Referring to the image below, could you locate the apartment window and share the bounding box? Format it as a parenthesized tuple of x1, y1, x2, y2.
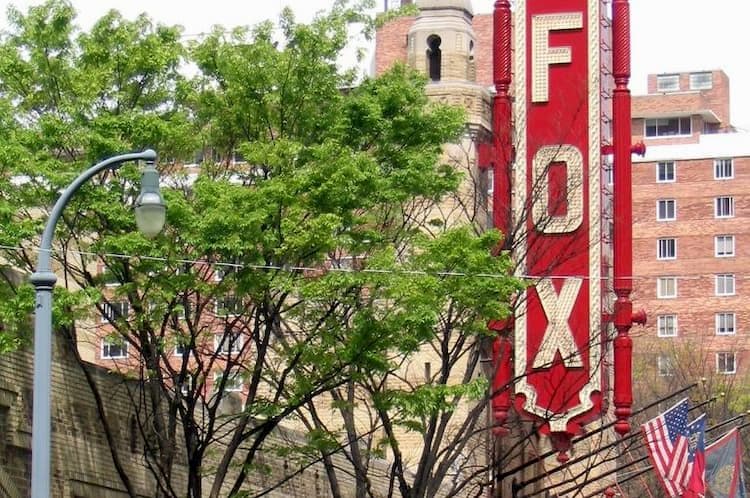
(101, 301, 129, 323)
(232, 150, 246, 164)
(715, 235, 735, 257)
(645, 117, 691, 138)
(657, 277, 677, 298)
(715, 196, 735, 218)
(715, 313, 736, 336)
(101, 266, 121, 287)
(716, 352, 737, 375)
(715, 274, 736, 296)
(656, 161, 675, 182)
(689, 72, 713, 90)
(175, 375, 193, 395)
(657, 199, 676, 221)
(657, 238, 676, 260)
(215, 295, 242, 317)
(213, 264, 238, 282)
(657, 355, 675, 377)
(175, 342, 188, 356)
(714, 158, 734, 179)
(215, 329, 243, 354)
(214, 370, 244, 392)
(102, 337, 128, 359)
(656, 74, 679, 92)
(657, 315, 677, 338)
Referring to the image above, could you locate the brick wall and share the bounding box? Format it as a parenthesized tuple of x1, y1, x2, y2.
(631, 152, 750, 380)
(1, 337, 483, 497)
(374, 16, 413, 76)
(0, 340, 160, 497)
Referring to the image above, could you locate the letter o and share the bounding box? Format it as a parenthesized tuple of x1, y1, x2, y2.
(532, 145, 584, 233)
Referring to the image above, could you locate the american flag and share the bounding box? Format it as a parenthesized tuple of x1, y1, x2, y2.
(642, 398, 697, 497)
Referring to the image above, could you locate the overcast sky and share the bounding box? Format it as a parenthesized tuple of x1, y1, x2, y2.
(1, 0, 748, 130)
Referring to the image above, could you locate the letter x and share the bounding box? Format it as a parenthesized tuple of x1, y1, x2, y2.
(532, 278, 583, 369)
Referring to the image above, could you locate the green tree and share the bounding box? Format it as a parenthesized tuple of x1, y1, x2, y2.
(0, 1, 520, 497)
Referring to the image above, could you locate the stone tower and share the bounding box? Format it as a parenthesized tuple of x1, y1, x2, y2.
(408, 0, 475, 82)
(407, 0, 493, 228)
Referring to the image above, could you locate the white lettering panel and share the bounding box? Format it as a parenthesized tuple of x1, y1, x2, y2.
(531, 13, 583, 103)
(532, 278, 584, 369)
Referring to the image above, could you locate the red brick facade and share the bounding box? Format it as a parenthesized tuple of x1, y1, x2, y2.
(631, 70, 750, 386)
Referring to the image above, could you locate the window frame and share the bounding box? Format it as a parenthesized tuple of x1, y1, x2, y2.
(657, 355, 675, 377)
(174, 342, 189, 357)
(714, 158, 734, 180)
(689, 72, 713, 90)
(656, 161, 676, 183)
(715, 274, 736, 296)
(715, 312, 736, 336)
(715, 196, 735, 218)
(101, 336, 128, 359)
(656, 277, 677, 299)
(101, 300, 130, 324)
(176, 375, 194, 396)
(656, 74, 680, 92)
(657, 238, 677, 260)
(213, 264, 238, 282)
(716, 352, 737, 375)
(715, 235, 735, 258)
(215, 295, 242, 317)
(214, 329, 243, 355)
(657, 314, 678, 338)
(656, 199, 676, 221)
(213, 370, 244, 392)
(645, 117, 692, 138)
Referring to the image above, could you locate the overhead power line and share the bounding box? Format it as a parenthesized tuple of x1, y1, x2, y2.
(3, 243, 750, 282)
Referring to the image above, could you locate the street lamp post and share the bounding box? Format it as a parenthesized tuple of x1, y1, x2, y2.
(29, 149, 166, 498)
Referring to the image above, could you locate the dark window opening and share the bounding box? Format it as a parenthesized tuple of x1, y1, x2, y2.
(427, 35, 442, 82)
(645, 117, 691, 137)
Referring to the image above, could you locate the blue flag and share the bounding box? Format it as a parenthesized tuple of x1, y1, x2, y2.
(705, 428, 747, 498)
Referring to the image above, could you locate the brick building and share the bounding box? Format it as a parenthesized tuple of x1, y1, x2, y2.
(630, 69, 750, 395)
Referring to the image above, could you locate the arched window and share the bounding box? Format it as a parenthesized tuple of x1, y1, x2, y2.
(469, 40, 475, 62)
(426, 35, 442, 82)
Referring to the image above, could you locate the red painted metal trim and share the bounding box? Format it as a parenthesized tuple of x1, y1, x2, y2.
(492, 0, 513, 242)
(489, 0, 515, 441)
(611, 0, 637, 436)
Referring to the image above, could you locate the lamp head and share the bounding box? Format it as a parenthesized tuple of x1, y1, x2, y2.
(135, 160, 166, 238)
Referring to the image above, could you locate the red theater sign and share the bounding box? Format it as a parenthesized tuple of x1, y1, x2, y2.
(513, 0, 610, 442)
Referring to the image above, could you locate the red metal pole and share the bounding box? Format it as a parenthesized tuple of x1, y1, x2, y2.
(489, 0, 514, 435)
(611, 0, 635, 436)
(491, 336, 512, 435)
(492, 0, 512, 239)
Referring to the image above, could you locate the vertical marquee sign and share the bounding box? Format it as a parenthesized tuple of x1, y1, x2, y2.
(512, 0, 611, 453)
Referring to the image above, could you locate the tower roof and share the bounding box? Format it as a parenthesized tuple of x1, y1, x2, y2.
(415, 0, 473, 16)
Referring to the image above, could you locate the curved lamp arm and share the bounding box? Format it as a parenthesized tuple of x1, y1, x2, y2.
(35, 149, 158, 273)
(30, 148, 158, 498)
